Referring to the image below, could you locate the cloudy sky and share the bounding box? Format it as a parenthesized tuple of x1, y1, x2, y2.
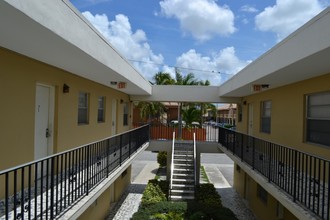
(70, 0, 329, 85)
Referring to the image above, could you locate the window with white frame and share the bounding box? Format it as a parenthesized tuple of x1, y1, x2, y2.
(78, 92, 89, 124)
(98, 96, 105, 123)
(123, 102, 129, 126)
(306, 92, 330, 146)
(261, 100, 271, 133)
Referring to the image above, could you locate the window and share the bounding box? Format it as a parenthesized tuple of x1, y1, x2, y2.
(306, 92, 330, 146)
(98, 96, 105, 123)
(261, 100, 271, 133)
(78, 92, 89, 124)
(123, 102, 129, 126)
(257, 184, 268, 204)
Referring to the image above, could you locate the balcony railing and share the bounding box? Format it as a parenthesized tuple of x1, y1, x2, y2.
(0, 125, 149, 220)
(219, 127, 330, 219)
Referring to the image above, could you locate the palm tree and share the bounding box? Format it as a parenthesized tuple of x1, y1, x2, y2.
(182, 107, 201, 128)
(175, 71, 199, 86)
(136, 72, 175, 124)
(137, 101, 165, 123)
(174, 70, 199, 138)
(153, 72, 175, 85)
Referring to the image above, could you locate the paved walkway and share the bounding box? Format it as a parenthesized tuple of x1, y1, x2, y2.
(106, 161, 255, 220)
(106, 161, 158, 220)
(203, 164, 256, 220)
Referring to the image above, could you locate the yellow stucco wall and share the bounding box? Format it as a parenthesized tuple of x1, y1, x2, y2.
(233, 73, 330, 219)
(0, 47, 132, 170)
(236, 73, 330, 159)
(78, 166, 131, 220)
(234, 164, 297, 220)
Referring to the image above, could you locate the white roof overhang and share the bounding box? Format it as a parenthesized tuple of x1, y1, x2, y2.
(219, 7, 330, 98)
(0, 0, 151, 95)
(131, 85, 241, 103)
(1, 1, 329, 102)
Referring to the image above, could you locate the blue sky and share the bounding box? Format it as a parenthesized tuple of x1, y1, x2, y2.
(70, 0, 329, 85)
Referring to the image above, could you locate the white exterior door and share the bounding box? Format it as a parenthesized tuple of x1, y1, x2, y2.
(248, 103, 253, 136)
(111, 99, 117, 135)
(34, 84, 54, 160)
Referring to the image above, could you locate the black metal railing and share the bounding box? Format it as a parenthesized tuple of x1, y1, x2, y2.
(219, 127, 330, 219)
(0, 125, 149, 220)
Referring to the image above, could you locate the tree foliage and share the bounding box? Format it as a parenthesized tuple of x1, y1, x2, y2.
(182, 107, 201, 127)
(137, 101, 165, 122)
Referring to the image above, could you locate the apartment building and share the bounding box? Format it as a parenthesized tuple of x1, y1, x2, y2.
(0, 1, 151, 219)
(1, 0, 330, 219)
(215, 8, 330, 220)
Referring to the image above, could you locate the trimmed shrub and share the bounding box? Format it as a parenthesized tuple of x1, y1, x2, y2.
(134, 181, 238, 220)
(141, 181, 167, 204)
(132, 201, 187, 220)
(157, 151, 167, 167)
(193, 184, 238, 219)
(188, 211, 206, 220)
(195, 183, 222, 208)
(148, 179, 169, 198)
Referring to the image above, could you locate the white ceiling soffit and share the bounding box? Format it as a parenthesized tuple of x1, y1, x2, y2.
(219, 7, 330, 98)
(131, 85, 241, 103)
(0, 0, 151, 95)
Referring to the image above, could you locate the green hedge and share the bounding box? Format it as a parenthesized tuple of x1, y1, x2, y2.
(195, 183, 222, 208)
(157, 151, 167, 167)
(141, 180, 167, 204)
(132, 201, 187, 220)
(133, 181, 238, 220)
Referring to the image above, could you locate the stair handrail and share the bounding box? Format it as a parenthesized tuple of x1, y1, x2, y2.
(193, 132, 197, 186)
(170, 132, 175, 194)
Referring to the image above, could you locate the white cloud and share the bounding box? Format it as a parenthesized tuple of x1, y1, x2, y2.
(255, 0, 324, 41)
(175, 47, 250, 85)
(242, 18, 249, 24)
(82, 11, 164, 80)
(240, 5, 258, 13)
(159, 0, 236, 41)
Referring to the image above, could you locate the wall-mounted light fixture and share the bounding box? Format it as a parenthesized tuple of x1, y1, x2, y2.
(110, 81, 117, 86)
(120, 99, 124, 104)
(63, 84, 70, 93)
(118, 82, 126, 89)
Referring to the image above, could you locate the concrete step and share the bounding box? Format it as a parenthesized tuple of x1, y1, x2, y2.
(171, 189, 195, 194)
(170, 195, 195, 200)
(174, 164, 194, 169)
(172, 183, 195, 189)
(173, 178, 194, 181)
(174, 153, 193, 157)
(174, 157, 194, 162)
(174, 150, 193, 154)
(174, 160, 194, 164)
(170, 190, 195, 198)
(173, 173, 194, 178)
(172, 179, 195, 185)
(173, 168, 194, 174)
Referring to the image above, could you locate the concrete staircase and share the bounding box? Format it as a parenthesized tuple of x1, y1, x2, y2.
(170, 142, 195, 201)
